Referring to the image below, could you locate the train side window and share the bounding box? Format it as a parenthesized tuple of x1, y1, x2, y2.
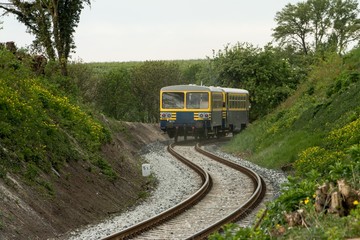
(229, 95, 234, 109)
(212, 93, 222, 109)
(241, 95, 248, 109)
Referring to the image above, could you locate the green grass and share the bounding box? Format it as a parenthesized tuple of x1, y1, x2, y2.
(216, 48, 360, 239)
(0, 49, 115, 191)
(277, 207, 360, 240)
(224, 65, 360, 170)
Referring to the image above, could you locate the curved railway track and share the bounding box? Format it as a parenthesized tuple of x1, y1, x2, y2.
(103, 141, 266, 240)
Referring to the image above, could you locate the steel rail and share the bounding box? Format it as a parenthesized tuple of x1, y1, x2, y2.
(104, 140, 266, 239)
(103, 143, 212, 240)
(187, 142, 267, 239)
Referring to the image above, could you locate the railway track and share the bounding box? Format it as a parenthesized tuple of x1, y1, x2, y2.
(104, 141, 266, 240)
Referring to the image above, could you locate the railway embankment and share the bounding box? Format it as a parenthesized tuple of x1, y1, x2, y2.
(0, 120, 168, 240)
(220, 53, 360, 238)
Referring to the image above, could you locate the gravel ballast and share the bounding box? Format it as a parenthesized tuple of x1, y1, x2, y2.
(60, 140, 287, 240)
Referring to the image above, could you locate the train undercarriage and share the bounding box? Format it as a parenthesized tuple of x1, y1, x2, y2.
(165, 125, 229, 142)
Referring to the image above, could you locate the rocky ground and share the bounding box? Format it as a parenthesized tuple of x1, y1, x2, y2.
(0, 121, 168, 240)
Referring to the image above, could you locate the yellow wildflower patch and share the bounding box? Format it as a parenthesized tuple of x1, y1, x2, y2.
(327, 118, 360, 147)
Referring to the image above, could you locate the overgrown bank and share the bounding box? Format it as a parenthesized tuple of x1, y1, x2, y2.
(218, 49, 360, 238)
(0, 48, 168, 239)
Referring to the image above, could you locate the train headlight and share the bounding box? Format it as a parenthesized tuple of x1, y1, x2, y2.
(199, 112, 209, 119)
(160, 112, 172, 119)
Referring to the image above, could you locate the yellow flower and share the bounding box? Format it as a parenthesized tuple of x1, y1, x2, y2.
(304, 199, 310, 205)
(354, 200, 359, 206)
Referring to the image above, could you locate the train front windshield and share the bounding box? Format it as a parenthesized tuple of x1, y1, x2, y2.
(162, 92, 184, 109)
(186, 92, 208, 109)
(162, 92, 209, 109)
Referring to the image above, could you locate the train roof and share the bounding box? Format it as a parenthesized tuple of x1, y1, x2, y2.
(161, 85, 249, 94)
(220, 87, 249, 94)
(161, 85, 223, 92)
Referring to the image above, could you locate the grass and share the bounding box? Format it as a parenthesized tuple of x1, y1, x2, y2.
(215, 48, 360, 239)
(224, 65, 360, 170)
(0, 49, 115, 193)
(277, 207, 360, 240)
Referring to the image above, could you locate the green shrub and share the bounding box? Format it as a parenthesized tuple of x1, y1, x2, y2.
(295, 147, 346, 178)
(326, 118, 360, 149)
(0, 48, 114, 187)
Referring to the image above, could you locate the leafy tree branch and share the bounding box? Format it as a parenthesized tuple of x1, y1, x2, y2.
(0, 0, 91, 76)
(273, 0, 360, 55)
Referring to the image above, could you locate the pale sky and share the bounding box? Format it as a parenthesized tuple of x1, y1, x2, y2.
(0, 0, 301, 62)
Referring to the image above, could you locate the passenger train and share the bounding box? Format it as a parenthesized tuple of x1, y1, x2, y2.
(159, 85, 250, 141)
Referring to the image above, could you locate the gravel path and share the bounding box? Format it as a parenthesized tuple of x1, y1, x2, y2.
(59, 140, 287, 240)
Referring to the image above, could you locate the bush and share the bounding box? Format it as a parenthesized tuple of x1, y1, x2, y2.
(0, 48, 113, 186)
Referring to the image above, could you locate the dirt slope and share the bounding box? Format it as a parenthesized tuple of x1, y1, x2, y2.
(0, 121, 168, 240)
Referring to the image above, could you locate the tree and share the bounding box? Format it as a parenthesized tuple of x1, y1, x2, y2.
(273, 0, 360, 55)
(273, 2, 312, 55)
(329, 0, 360, 54)
(0, 0, 91, 76)
(131, 61, 183, 123)
(212, 43, 304, 120)
(96, 68, 137, 121)
(308, 0, 332, 52)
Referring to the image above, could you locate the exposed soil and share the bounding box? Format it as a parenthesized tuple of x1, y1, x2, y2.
(0, 121, 168, 240)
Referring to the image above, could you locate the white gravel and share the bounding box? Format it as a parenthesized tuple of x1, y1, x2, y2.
(60, 140, 201, 240)
(59, 140, 287, 240)
(203, 143, 288, 199)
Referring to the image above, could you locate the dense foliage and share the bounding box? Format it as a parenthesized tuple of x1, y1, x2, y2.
(0, 0, 91, 75)
(219, 46, 360, 239)
(0, 49, 114, 193)
(211, 43, 306, 120)
(80, 46, 305, 123)
(273, 0, 360, 55)
(74, 59, 215, 123)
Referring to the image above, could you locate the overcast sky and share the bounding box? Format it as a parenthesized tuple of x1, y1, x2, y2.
(0, 0, 301, 62)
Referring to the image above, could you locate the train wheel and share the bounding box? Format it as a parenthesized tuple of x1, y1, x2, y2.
(168, 131, 175, 139)
(215, 128, 220, 139)
(174, 127, 179, 143)
(204, 128, 208, 139)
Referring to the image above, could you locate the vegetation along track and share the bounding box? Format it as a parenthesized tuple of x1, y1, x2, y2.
(104, 140, 266, 240)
